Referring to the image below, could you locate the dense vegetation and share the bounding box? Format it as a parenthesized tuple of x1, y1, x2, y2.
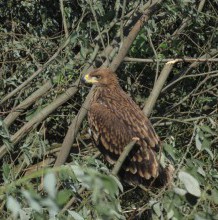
(0, 0, 217, 219)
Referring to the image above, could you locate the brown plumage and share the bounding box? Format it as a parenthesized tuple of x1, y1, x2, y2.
(83, 67, 173, 187)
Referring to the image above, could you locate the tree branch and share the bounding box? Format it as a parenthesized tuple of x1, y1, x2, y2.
(124, 57, 218, 63)
(54, 90, 93, 166)
(4, 80, 52, 128)
(0, 83, 79, 159)
(60, 0, 69, 38)
(143, 60, 179, 117)
(110, 0, 163, 72)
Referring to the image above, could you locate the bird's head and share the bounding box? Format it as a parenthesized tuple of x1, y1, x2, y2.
(83, 67, 119, 87)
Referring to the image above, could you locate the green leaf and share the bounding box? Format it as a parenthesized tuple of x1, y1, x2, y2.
(200, 125, 216, 136)
(44, 172, 56, 199)
(159, 42, 168, 49)
(153, 202, 162, 217)
(68, 210, 84, 220)
(173, 187, 187, 196)
(195, 213, 211, 220)
(110, 175, 123, 193)
(201, 138, 211, 150)
(204, 147, 214, 159)
(7, 196, 21, 219)
(56, 190, 72, 206)
(197, 167, 206, 177)
(195, 133, 202, 151)
(71, 165, 85, 182)
(22, 190, 42, 213)
(178, 171, 201, 197)
(167, 209, 174, 219)
(163, 143, 176, 160)
(211, 189, 218, 204)
(2, 163, 10, 181)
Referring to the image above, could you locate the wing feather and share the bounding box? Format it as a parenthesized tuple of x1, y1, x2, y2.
(97, 89, 160, 149)
(88, 99, 159, 179)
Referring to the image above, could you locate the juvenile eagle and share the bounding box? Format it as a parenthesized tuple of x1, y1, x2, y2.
(83, 67, 173, 187)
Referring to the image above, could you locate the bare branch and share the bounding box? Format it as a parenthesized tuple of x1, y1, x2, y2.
(4, 80, 52, 128)
(54, 89, 93, 166)
(60, 0, 69, 38)
(0, 42, 100, 159)
(124, 57, 218, 63)
(0, 83, 79, 159)
(143, 60, 179, 117)
(120, 0, 127, 42)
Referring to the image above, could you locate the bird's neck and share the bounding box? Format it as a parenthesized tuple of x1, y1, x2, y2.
(93, 84, 122, 101)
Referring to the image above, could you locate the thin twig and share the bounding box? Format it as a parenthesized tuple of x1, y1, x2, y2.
(124, 57, 218, 63)
(60, 0, 69, 38)
(162, 70, 218, 93)
(89, 0, 109, 64)
(152, 115, 216, 127)
(0, 44, 100, 159)
(169, 73, 217, 110)
(120, 0, 127, 42)
(147, 31, 159, 82)
(176, 125, 197, 173)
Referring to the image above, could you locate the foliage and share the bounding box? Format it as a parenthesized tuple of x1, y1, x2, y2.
(4, 159, 123, 220)
(0, 0, 218, 219)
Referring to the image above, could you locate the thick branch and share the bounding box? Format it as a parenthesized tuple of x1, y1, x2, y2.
(143, 60, 179, 117)
(110, 0, 163, 72)
(54, 89, 93, 166)
(0, 83, 79, 159)
(4, 80, 52, 128)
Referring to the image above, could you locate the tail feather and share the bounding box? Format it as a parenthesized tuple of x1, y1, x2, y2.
(118, 144, 175, 187)
(120, 164, 174, 188)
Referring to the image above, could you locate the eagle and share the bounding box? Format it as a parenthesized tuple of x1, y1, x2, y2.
(83, 67, 173, 187)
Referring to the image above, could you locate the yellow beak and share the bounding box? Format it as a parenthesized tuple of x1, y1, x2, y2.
(83, 74, 98, 84)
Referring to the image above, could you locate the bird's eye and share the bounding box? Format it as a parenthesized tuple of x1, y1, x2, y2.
(95, 75, 101, 79)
